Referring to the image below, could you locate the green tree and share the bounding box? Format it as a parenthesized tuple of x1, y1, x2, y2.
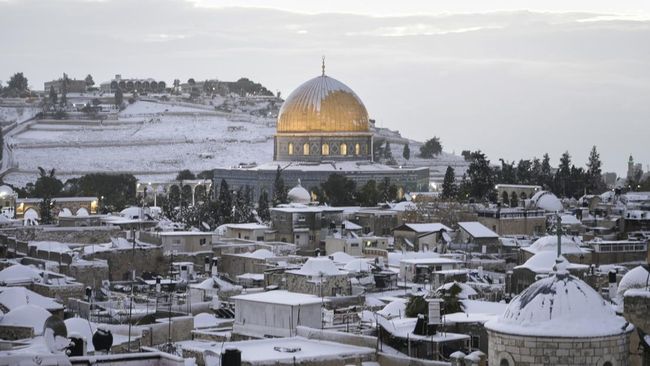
(419, 137, 443, 158)
(402, 143, 411, 160)
(39, 198, 54, 225)
(34, 167, 63, 198)
(5, 72, 29, 97)
(232, 186, 254, 223)
(466, 151, 494, 201)
(271, 166, 288, 206)
(438, 283, 465, 315)
(60, 73, 69, 107)
(510, 191, 519, 207)
(176, 169, 196, 181)
(441, 166, 457, 199)
(378, 177, 398, 202)
(48, 86, 57, 107)
(554, 151, 572, 197)
(257, 189, 271, 222)
(85, 74, 95, 87)
(69, 173, 136, 212)
(217, 179, 233, 223)
(498, 159, 516, 184)
(405, 296, 427, 317)
(539, 153, 553, 189)
(358, 180, 379, 206)
(114, 87, 123, 108)
(516, 159, 532, 185)
(586, 146, 606, 194)
(320, 174, 357, 206)
(501, 190, 510, 206)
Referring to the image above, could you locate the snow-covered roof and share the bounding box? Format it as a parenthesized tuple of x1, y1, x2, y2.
(377, 299, 407, 319)
(342, 220, 362, 231)
(0, 264, 42, 285)
(523, 235, 585, 255)
(343, 259, 372, 273)
(224, 223, 269, 230)
(400, 257, 461, 265)
(0, 287, 63, 311)
(485, 270, 631, 337)
(328, 251, 355, 264)
(288, 257, 345, 276)
(458, 222, 498, 238)
(436, 282, 478, 299)
(29, 241, 73, 254)
(387, 251, 442, 267)
(399, 223, 451, 233)
(179, 336, 373, 364)
(236, 249, 274, 259)
(231, 290, 325, 306)
(515, 251, 588, 274)
(560, 214, 581, 225)
(194, 312, 220, 328)
(0, 304, 52, 335)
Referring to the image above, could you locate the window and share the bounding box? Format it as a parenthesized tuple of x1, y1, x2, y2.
(500, 360, 510, 366)
(288, 143, 294, 155)
(199, 238, 207, 246)
(303, 143, 310, 155)
(322, 143, 330, 155)
(603, 362, 613, 366)
(355, 143, 361, 155)
(341, 144, 347, 155)
(471, 335, 480, 349)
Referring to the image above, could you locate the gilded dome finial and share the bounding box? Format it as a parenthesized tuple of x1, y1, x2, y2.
(321, 56, 326, 76)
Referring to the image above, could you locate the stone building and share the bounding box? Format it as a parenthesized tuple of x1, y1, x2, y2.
(269, 205, 344, 254)
(476, 207, 546, 236)
(392, 223, 451, 252)
(485, 259, 632, 366)
(456, 221, 500, 253)
(285, 257, 351, 296)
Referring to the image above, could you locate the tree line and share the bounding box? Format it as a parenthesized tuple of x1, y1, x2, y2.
(441, 146, 616, 202)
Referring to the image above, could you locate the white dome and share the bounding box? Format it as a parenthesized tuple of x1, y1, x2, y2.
(194, 312, 219, 328)
(526, 235, 585, 255)
(0, 264, 41, 284)
(1, 304, 52, 335)
(293, 257, 342, 276)
(530, 190, 563, 212)
(58, 208, 72, 218)
(0, 185, 15, 197)
(287, 181, 311, 204)
(617, 265, 650, 299)
(485, 271, 629, 337)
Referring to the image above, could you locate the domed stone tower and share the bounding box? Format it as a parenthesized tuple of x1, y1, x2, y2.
(274, 62, 372, 162)
(485, 259, 632, 366)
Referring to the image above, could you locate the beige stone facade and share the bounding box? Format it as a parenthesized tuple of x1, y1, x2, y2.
(487, 329, 631, 366)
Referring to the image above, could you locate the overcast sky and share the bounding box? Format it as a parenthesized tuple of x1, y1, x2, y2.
(1, 0, 649, 175)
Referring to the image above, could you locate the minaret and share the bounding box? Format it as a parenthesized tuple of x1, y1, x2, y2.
(321, 56, 326, 76)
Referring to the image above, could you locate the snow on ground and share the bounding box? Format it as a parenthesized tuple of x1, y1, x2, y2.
(0, 106, 40, 124)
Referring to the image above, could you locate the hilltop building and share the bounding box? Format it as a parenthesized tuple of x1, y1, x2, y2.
(212, 63, 430, 200)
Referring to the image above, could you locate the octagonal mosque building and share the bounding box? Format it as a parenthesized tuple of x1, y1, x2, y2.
(213, 65, 430, 199)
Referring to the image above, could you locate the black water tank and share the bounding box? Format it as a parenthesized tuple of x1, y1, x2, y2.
(92, 329, 113, 353)
(68, 336, 85, 356)
(222, 348, 241, 366)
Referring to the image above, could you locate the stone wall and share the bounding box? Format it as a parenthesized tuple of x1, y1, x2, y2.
(487, 329, 630, 366)
(30, 282, 85, 304)
(0, 325, 34, 340)
(63, 260, 110, 287)
(624, 292, 650, 366)
(0, 227, 123, 244)
(139, 316, 194, 347)
(85, 247, 167, 281)
(286, 273, 351, 296)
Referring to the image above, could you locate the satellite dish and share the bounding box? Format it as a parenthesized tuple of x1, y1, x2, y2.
(43, 316, 69, 354)
(92, 328, 113, 353)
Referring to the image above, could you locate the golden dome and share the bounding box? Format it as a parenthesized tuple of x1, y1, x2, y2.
(277, 75, 369, 133)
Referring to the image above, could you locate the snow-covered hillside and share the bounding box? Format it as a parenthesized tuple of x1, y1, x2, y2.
(2, 99, 468, 187)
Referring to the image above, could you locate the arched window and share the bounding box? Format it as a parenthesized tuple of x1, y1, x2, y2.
(500, 360, 510, 366)
(603, 362, 613, 366)
(303, 143, 310, 155)
(288, 143, 294, 155)
(340, 144, 347, 156)
(322, 143, 330, 155)
(355, 143, 361, 155)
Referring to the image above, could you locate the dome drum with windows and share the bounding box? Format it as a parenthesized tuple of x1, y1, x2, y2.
(274, 63, 372, 162)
